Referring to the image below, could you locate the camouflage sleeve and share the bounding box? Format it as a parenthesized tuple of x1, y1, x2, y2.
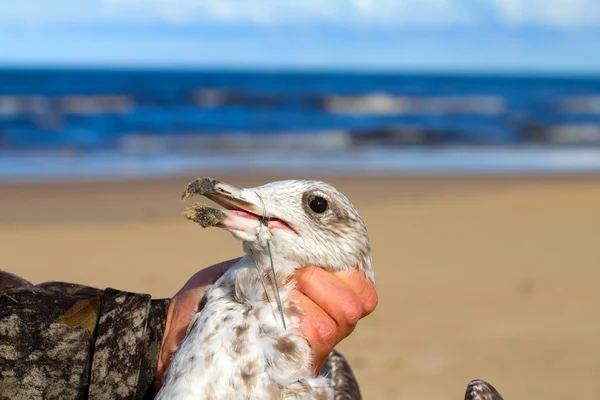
(0, 270, 170, 400)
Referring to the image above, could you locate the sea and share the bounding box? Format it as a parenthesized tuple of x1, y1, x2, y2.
(1, 68, 600, 181)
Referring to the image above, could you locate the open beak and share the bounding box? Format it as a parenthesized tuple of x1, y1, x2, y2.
(181, 177, 264, 233)
(182, 177, 264, 216)
(181, 177, 298, 237)
(181, 178, 300, 240)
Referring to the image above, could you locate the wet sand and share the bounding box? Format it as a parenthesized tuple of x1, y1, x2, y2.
(1, 174, 600, 399)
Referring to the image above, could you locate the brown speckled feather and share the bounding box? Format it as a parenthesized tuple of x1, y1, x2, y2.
(319, 350, 362, 400)
(464, 379, 504, 400)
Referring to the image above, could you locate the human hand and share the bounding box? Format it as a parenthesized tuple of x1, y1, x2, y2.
(291, 267, 378, 372)
(155, 260, 378, 391)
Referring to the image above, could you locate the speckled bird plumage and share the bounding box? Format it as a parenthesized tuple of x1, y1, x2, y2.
(464, 379, 504, 400)
(156, 179, 374, 400)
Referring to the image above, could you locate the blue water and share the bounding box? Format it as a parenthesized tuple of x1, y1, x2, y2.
(1, 68, 600, 180)
(3, 148, 600, 182)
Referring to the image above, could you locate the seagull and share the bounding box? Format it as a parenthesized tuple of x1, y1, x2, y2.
(464, 379, 504, 400)
(156, 178, 374, 400)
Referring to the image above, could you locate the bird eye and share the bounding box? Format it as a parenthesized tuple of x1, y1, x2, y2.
(309, 196, 328, 213)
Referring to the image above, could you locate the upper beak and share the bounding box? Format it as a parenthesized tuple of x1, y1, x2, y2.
(181, 177, 265, 231)
(182, 177, 264, 215)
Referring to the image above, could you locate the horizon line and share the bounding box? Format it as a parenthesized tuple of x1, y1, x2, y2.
(1, 63, 599, 79)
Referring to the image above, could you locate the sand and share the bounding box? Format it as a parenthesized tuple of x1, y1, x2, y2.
(1, 174, 600, 399)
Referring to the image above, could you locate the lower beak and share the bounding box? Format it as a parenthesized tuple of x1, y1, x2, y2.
(181, 177, 265, 234)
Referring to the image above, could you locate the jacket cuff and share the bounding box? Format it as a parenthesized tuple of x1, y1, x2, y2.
(88, 288, 170, 400)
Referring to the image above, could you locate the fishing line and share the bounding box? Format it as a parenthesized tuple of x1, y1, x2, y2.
(249, 248, 278, 324)
(256, 193, 287, 330)
(266, 240, 286, 330)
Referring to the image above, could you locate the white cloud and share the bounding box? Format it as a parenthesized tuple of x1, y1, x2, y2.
(97, 0, 470, 25)
(489, 0, 600, 27)
(0, 0, 599, 27)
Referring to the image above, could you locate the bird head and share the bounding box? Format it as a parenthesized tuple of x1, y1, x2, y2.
(181, 178, 373, 281)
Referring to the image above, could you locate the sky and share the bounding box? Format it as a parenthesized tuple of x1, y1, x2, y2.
(1, 0, 599, 73)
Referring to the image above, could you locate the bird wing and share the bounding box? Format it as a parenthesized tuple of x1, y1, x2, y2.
(464, 379, 504, 400)
(319, 349, 362, 400)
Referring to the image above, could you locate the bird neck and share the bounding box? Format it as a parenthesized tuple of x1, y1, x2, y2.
(212, 250, 299, 307)
(245, 244, 299, 284)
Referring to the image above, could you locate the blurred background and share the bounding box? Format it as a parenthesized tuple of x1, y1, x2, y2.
(1, 1, 600, 399)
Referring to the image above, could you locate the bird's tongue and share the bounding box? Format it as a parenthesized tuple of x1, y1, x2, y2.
(221, 210, 262, 233)
(224, 211, 293, 234)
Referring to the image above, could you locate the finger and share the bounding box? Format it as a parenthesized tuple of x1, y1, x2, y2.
(156, 327, 187, 392)
(295, 267, 364, 334)
(289, 290, 337, 373)
(335, 269, 378, 316)
(155, 330, 174, 391)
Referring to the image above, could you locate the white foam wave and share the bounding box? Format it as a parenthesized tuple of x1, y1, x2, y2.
(324, 94, 505, 116)
(1, 147, 600, 182)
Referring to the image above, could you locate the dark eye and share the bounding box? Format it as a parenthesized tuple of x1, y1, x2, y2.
(309, 196, 328, 213)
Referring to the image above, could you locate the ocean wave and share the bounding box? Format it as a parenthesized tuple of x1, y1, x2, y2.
(2, 70, 600, 153)
(0, 94, 133, 116)
(192, 89, 506, 116)
(59, 95, 133, 115)
(547, 124, 600, 144)
(193, 89, 289, 109)
(323, 94, 505, 116)
(0, 95, 51, 115)
(2, 147, 600, 182)
(558, 95, 600, 115)
(118, 130, 351, 151)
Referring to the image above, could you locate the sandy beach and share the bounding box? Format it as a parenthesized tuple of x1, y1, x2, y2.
(1, 174, 600, 399)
